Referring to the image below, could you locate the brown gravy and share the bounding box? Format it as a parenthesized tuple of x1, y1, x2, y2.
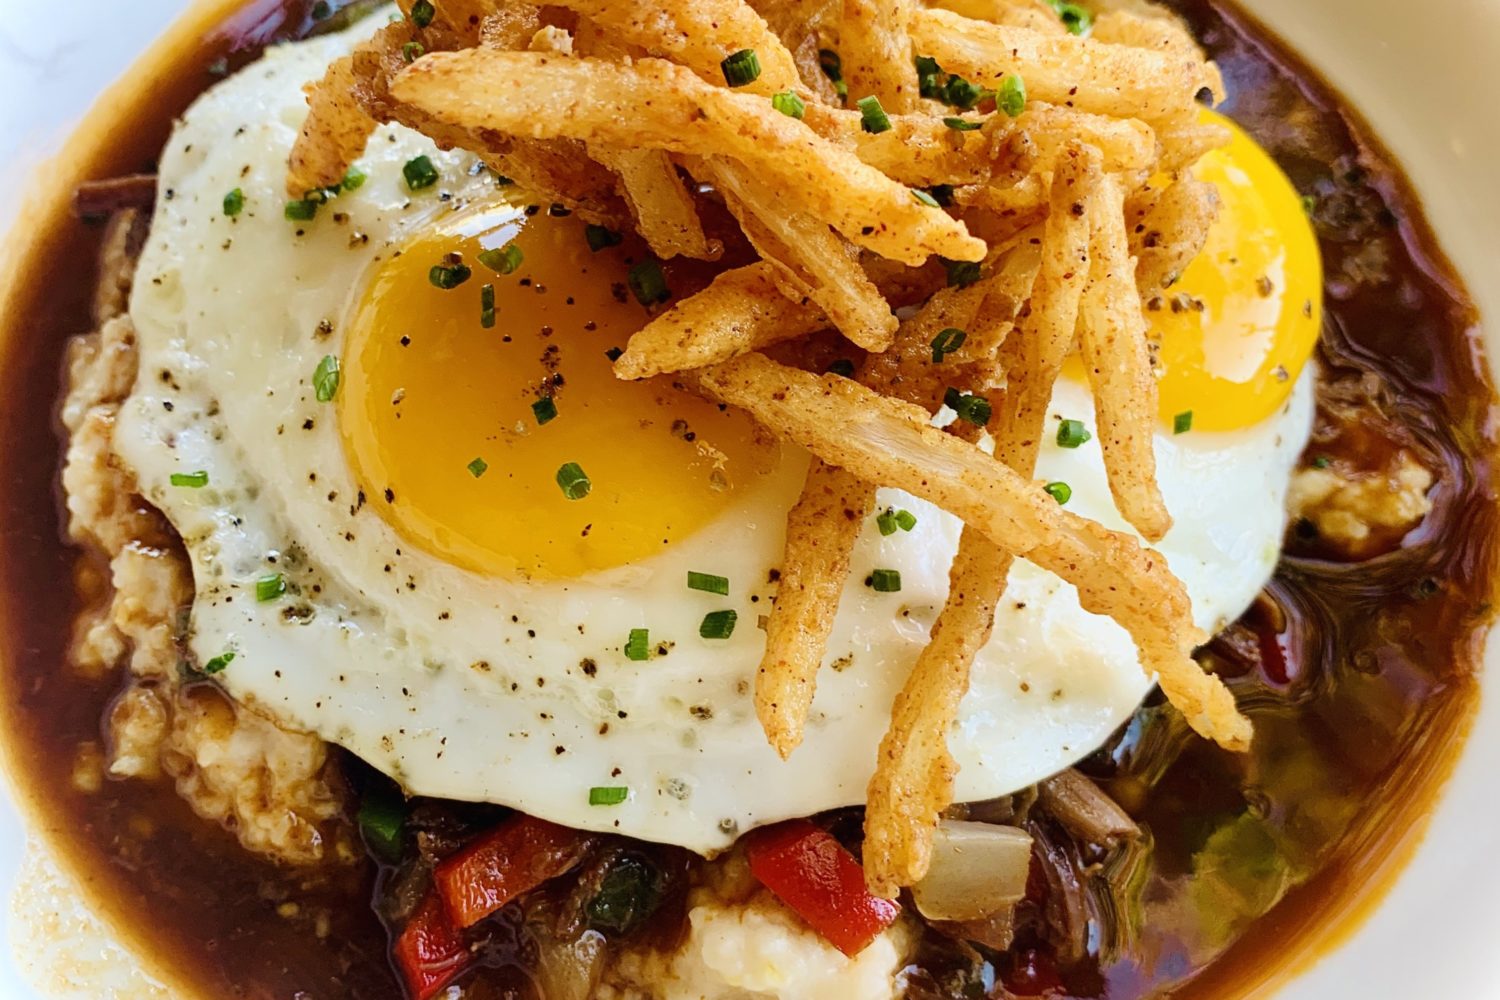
(0, 1, 1493, 998)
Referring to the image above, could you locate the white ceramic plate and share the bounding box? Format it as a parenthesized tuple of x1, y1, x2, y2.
(0, 1, 1496, 997)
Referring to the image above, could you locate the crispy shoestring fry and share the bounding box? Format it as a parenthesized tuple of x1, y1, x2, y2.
(1129, 171, 1220, 292)
(614, 263, 826, 379)
(1082, 173, 1172, 540)
(864, 146, 1099, 895)
(592, 146, 716, 260)
(700, 354, 1251, 750)
(288, 53, 379, 195)
(391, 50, 986, 265)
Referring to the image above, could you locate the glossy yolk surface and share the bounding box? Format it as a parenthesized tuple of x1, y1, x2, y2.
(340, 206, 778, 579)
(1069, 111, 1322, 431)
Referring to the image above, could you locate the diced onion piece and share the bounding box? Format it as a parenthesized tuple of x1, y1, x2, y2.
(911, 820, 1032, 922)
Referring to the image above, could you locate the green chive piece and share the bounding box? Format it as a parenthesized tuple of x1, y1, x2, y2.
(311, 0, 331, 19)
(915, 55, 944, 99)
(943, 116, 983, 132)
(771, 89, 806, 119)
(467, 457, 488, 478)
(943, 387, 991, 426)
(942, 75, 984, 110)
(532, 397, 558, 425)
(1301, 193, 1318, 217)
(1044, 481, 1073, 504)
(818, 49, 844, 93)
(201, 651, 235, 675)
(313, 354, 340, 403)
(877, 509, 899, 536)
(480, 283, 496, 329)
(1056, 419, 1092, 448)
(911, 188, 942, 208)
(356, 787, 406, 862)
(402, 40, 424, 63)
(721, 49, 762, 87)
(858, 95, 892, 134)
(410, 0, 434, 27)
(931, 327, 967, 362)
(944, 258, 982, 288)
(402, 154, 439, 190)
(590, 785, 630, 806)
(255, 573, 286, 602)
(834, 79, 849, 99)
(478, 244, 524, 274)
(284, 198, 318, 221)
(894, 509, 917, 532)
(1312, 455, 1332, 469)
(827, 359, 856, 378)
(341, 167, 367, 191)
(585, 225, 623, 252)
(687, 571, 730, 596)
(998, 73, 1027, 117)
(1174, 410, 1194, 434)
(869, 568, 902, 593)
(169, 470, 210, 488)
(624, 629, 650, 662)
(223, 188, 245, 217)
(557, 462, 591, 500)
(428, 261, 472, 289)
(627, 260, 671, 306)
(1046, 0, 1092, 34)
(699, 609, 737, 640)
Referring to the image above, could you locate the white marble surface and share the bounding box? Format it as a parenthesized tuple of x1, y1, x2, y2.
(0, 2, 1497, 999)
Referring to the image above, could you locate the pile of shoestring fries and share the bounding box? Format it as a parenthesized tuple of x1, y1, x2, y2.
(289, 0, 1252, 897)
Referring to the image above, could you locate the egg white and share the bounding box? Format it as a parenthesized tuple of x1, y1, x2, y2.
(116, 13, 1315, 852)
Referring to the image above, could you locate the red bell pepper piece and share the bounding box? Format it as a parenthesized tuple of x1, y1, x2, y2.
(393, 892, 474, 1000)
(434, 814, 591, 928)
(745, 819, 901, 957)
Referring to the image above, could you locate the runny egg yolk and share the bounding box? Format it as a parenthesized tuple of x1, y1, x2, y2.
(1069, 111, 1322, 432)
(340, 206, 778, 580)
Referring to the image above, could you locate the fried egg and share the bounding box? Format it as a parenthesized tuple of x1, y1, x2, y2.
(116, 16, 1319, 852)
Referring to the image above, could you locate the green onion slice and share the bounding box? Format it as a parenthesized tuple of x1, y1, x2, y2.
(998, 73, 1027, 117)
(627, 260, 671, 306)
(410, 0, 435, 27)
(931, 327, 967, 362)
(721, 48, 762, 87)
(869, 568, 902, 593)
(687, 571, 730, 596)
(255, 573, 286, 602)
(201, 650, 235, 675)
(1174, 410, 1194, 434)
(1044, 481, 1073, 504)
(402, 154, 439, 190)
(478, 244, 524, 274)
(223, 188, 244, 217)
(467, 457, 488, 478)
(624, 628, 650, 662)
(771, 90, 806, 119)
(585, 225, 624, 252)
(428, 261, 472, 289)
(858, 95, 893, 134)
(480, 283, 496, 329)
(532, 397, 558, 424)
(1056, 419, 1092, 448)
(589, 785, 630, 806)
(169, 470, 210, 488)
(699, 610, 737, 640)
(313, 354, 341, 402)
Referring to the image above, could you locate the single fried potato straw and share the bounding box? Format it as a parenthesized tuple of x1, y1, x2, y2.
(591, 146, 716, 260)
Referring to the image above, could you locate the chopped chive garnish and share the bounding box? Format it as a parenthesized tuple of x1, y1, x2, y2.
(943, 116, 983, 132)
(771, 89, 806, 119)
(931, 327, 967, 362)
(1056, 419, 1091, 448)
(942, 75, 984, 110)
(480, 283, 495, 328)
(170, 470, 210, 488)
(402, 154, 439, 190)
(532, 397, 557, 424)
(818, 49, 845, 98)
(869, 568, 902, 593)
(943, 258, 982, 288)
(827, 359, 856, 378)
(858, 95, 892, 134)
(687, 571, 730, 596)
(255, 573, 286, 602)
(313, 354, 340, 402)
(311, 0, 331, 19)
(428, 261, 472, 289)
(1312, 455, 1332, 469)
(284, 198, 318, 221)
(915, 55, 943, 98)
(410, 0, 435, 27)
(1174, 410, 1194, 434)
(357, 787, 406, 862)
(894, 509, 917, 532)
(467, 457, 488, 478)
(589, 785, 630, 806)
(1046, 0, 1091, 34)
(911, 188, 942, 208)
(201, 650, 235, 675)
(876, 509, 899, 536)
(1301, 193, 1318, 217)
(699, 609, 738, 640)
(627, 260, 671, 306)
(223, 188, 244, 217)
(557, 462, 591, 500)
(721, 49, 762, 87)
(402, 40, 424, 63)
(624, 629, 650, 662)
(998, 73, 1027, 117)
(478, 245, 524, 274)
(585, 225, 623, 252)
(944, 387, 991, 426)
(1044, 481, 1073, 504)
(341, 167, 367, 191)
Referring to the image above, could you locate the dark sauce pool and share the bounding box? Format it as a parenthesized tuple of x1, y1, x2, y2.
(0, 2, 1494, 998)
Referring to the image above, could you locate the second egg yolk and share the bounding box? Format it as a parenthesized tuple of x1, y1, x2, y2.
(340, 204, 780, 580)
